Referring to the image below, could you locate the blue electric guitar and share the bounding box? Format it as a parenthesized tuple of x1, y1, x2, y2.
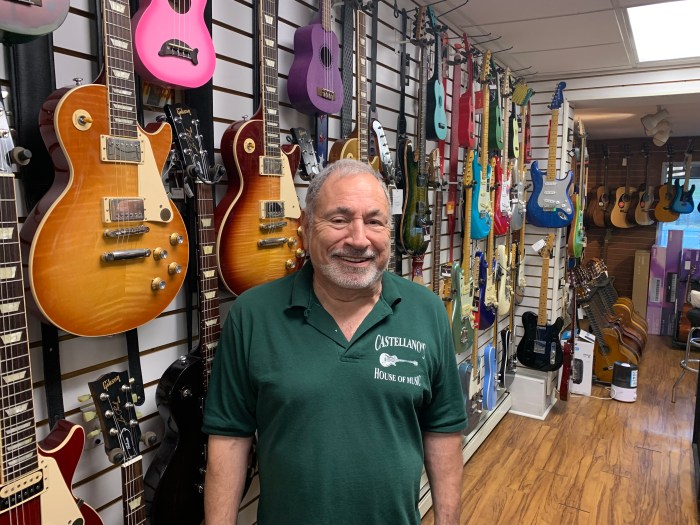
(482, 337, 498, 411)
(526, 82, 574, 228)
(425, 7, 447, 141)
(476, 249, 495, 330)
(471, 50, 492, 240)
(671, 140, 695, 214)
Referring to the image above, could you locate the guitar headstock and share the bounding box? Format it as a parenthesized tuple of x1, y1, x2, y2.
(0, 98, 30, 174)
(88, 371, 151, 465)
(501, 68, 511, 95)
(479, 50, 491, 83)
(548, 82, 566, 110)
(164, 103, 221, 184)
(539, 233, 555, 258)
(412, 6, 431, 45)
(428, 148, 442, 186)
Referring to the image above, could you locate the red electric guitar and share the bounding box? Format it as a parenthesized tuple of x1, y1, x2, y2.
(456, 33, 476, 149)
(132, 0, 216, 88)
(215, 0, 305, 295)
(0, 100, 102, 525)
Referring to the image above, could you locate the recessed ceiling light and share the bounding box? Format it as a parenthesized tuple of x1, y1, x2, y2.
(628, 0, 700, 62)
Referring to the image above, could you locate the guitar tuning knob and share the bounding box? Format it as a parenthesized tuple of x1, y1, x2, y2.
(86, 428, 101, 440)
(82, 410, 96, 423)
(77, 394, 92, 403)
(73, 77, 83, 86)
(108, 448, 125, 465)
(141, 431, 157, 447)
(156, 114, 167, 123)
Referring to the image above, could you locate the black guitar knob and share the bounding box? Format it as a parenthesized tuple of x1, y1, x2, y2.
(9, 146, 31, 166)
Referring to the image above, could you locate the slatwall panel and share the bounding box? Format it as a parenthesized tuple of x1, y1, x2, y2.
(582, 136, 697, 299)
(0, 0, 573, 523)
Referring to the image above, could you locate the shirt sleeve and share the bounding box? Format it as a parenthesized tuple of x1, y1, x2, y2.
(419, 303, 468, 433)
(202, 305, 257, 437)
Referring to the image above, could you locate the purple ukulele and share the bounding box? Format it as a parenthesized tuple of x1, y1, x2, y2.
(287, 0, 343, 115)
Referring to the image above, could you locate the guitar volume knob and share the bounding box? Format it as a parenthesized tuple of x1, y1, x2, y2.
(170, 233, 184, 246)
(286, 260, 297, 270)
(153, 248, 168, 261)
(287, 237, 297, 248)
(168, 263, 182, 275)
(151, 278, 166, 291)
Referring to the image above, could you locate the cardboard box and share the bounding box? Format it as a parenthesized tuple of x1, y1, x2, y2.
(680, 249, 700, 282)
(560, 329, 595, 397)
(648, 246, 666, 306)
(664, 230, 684, 307)
(632, 250, 650, 318)
(647, 303, 662, 335)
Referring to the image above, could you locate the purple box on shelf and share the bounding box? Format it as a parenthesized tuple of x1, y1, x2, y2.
(648, 246, 666, 306)
(664, 230, 684, 306)
(646, 304, 662, 335)
(680, 249, 700, 281)
(661, 306, 676, 336)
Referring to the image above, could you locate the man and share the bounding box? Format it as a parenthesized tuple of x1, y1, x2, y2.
(203, 159, 466, 524)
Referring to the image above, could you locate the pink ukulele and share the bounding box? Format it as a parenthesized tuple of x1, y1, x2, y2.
(132, 0, 216, 89)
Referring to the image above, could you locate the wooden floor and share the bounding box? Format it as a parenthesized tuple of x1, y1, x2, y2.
(422, 335, 700, 525)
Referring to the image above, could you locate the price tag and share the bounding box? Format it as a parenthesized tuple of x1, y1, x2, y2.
(391, 189, 403, 215)
(531, 238, 546, 254)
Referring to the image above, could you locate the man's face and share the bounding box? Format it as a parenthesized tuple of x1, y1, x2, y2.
(303, 171, 391, 291)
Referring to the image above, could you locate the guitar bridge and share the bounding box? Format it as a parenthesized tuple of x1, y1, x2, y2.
(100, 136, 143, 164)
(159, 39, 199, 65)
(316, 88, 337, 101)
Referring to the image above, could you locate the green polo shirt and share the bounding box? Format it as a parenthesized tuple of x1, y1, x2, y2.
(203, 262, 466, 525)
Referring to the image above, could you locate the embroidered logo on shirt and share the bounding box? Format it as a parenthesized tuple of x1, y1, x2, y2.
(379, 353, 418, 367)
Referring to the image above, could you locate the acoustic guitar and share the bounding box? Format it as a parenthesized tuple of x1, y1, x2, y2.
(132, 0, 216, 88)
(89, 371, 158, 525)
(287, 0, 343, 115)
(21, 0, 190, 337)
(585, 144, 611, 228)
(0, 100, 102, 525)
(0, 0, 69, 44)
(609, 145, 637, 229)
(632, 142, 656, 226)
(526, 82, 574, 229)
(516, 234, 564, 372)
(216, 0, 305, 296)
(670, 140, 695, 214)
(653, 144, 680, 223)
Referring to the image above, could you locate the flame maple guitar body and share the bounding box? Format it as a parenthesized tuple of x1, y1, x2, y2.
(216, 113, 304, 296)
(21, 85, 189, 337)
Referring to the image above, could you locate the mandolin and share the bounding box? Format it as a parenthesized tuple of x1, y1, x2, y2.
(632, 142, 656, 226)
(0, 99, 102, 525)
(287, 0, 343, 115)
(216, 0, 305, 296)
(516, 234, 564, 372)
(21, 0, 189, 337)
(470, 50, 492, 240)
(670, 140, 695, 214)
(526, 82, 574, 229)
(132, 0, 216, 89)
(653, 144, 680, 223)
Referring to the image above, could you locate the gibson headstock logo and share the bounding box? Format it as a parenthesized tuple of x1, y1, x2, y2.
(103, 374, 121, 391)
(176, 107, 192, 116)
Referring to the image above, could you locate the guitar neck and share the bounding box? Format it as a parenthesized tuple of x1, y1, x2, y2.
(545, 108, 559, 182)
(261, 0, 281, 161)
(480, 75, 490, 180)
(0, 172, 39, 481)
(537, 236, 554, 326)
(432, 185, 442, 293)
(195, 182, 222, 391)
(417, 42, 429, 173)
(356, 9, 368, 163)
(104, 0, 139, 138)
(320, 0, 331, 32)
(461, 156, 473, 263)
(121, 457, 146, 524)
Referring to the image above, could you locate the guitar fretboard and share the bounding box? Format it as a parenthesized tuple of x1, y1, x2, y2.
(0, 172, 38, 483)
(537, 235, 555, 327)
(121, 456, 146, 525)
(196, 182, 221, 392)
(104, 0, 139, 138)
(545, 108, 559, 182)
(261, 0, 282, 169)
(356, 9, 368, 163)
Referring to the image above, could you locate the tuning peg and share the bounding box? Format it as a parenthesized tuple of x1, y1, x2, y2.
(108, 448, 125, 465)
(77, 393, 92, 403)
(82, 410, 96, 423)
(87, 428, 101, 440)
(141, 431, 157, 447)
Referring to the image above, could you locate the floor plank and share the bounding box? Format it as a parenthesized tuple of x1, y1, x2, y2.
(422, 335, 700, 525)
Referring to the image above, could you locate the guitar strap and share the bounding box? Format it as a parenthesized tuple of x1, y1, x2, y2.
(41, 323, 64, 427)
(125, 329, 146, 406)
(340, 0, 355, 138)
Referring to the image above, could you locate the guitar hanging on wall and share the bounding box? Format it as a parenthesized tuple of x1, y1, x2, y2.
(216, 0, 306, 296)
(287, 0, 344, 115)
(0, 0, 69, 44)
(516, 233, 564, 372)
(89, 371, 158, 525)
(653, 144, 679, 223)
(132, 0, 216, 88)
(609, 144, 636, 229)
(21, 0, 190, 337)
(633, 142, 656, 226)
(425, 9, 447, 142)
(526, 82, 574, 229)
(0, 98, 103, 525)
(671, 140, 695, 214)
(470, 50, 492, 240)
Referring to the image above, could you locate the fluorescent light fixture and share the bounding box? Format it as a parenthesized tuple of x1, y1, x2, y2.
(628, 0, 700, 62)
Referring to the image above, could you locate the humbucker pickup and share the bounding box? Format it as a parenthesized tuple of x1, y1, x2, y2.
(100, 136, 143, 163)
(103, 198, 145, 223)
(260, 156, 283, 176)
(260, 201, 285, 219)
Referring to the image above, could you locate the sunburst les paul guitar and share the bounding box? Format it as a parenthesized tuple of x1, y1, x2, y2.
(0, 99, 102, 525)
(21, 0, 189, 337)
(215, 0, 305, 296)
